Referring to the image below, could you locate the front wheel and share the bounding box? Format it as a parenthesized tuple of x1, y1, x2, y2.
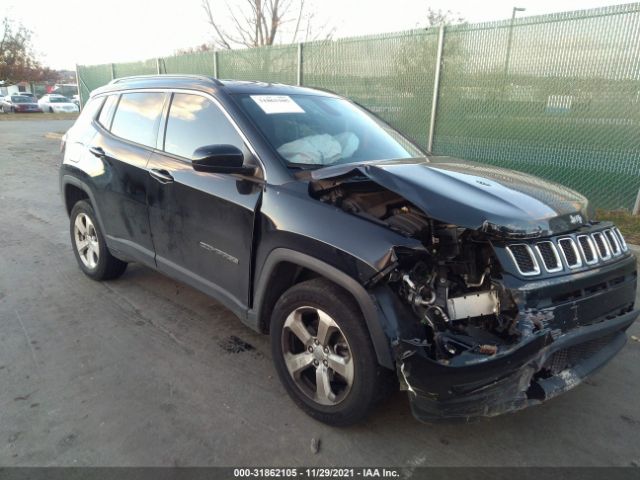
(69, 200, 127, 280)
(270, 278, 395, 426)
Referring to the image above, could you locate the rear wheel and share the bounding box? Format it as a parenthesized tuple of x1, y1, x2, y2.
(69, 200, 127, 280)
(270, 278, 395, 426)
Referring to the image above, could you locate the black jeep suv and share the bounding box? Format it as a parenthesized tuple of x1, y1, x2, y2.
(60, 75, 637, 425)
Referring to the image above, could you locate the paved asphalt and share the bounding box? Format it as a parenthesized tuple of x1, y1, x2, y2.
(0, 118, 639, 466)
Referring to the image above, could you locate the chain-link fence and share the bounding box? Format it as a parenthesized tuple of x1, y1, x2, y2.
(77, 3, 640, 212)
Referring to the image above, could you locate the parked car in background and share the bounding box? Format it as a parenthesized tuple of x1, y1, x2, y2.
(60, 75, 637, 426)
(39, 94, 80, 113)
(19, 92, 38, 102)
(0, 95, 42, 113)
(51, 84, 79, 99)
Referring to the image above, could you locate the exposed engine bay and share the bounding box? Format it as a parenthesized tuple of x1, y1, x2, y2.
(304, 159, 636, 421)
(314, 180, 535, 365)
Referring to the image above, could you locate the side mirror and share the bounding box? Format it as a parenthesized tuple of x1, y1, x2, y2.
(191, 144, 255, 175)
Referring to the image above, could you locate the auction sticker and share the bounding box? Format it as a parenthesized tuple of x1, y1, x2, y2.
(251, 95, 305, 114)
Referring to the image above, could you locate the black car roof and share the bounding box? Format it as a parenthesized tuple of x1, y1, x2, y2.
(92, 75, 337, 98)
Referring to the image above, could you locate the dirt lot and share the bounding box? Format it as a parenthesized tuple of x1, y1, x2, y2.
(1, 118, 639, 467)
(0, 112, 78, 122)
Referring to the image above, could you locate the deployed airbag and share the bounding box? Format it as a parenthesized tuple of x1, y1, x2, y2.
(277, 132, 359, 165)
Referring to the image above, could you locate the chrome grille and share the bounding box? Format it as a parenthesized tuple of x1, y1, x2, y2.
(614, 227, 628, 252)
(505, 227, 627, 276)
(577, 235, 598, 265)
(535, 241, 562, 272)
(557, 238, 582, 268)
(604, 229, 621, 256)
(592, 232, 611, 260)
(506, 244, 540, 276)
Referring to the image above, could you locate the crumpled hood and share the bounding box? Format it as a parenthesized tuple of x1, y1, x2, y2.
(306, 156, 590, 237)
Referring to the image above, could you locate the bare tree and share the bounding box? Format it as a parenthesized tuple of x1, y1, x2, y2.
(174, 43, 214, 55)
(0, 17, 56, 84)
(425, 8, 465, 27)
(201, 0, 332, 50)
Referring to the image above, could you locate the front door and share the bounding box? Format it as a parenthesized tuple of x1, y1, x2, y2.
(146, 92, 262, 315)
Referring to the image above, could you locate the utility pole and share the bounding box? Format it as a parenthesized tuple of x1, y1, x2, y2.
(504, 7, 526, 77)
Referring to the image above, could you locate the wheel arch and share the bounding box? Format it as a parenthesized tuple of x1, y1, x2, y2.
(61, 176, 107, 235)
(249, 248, 395, 369)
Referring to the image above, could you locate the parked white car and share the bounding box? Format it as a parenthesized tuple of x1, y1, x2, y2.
(38, 94, 80, 113)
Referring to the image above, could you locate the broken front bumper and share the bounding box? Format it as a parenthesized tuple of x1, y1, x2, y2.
(399, 309, 637, 422)
(394, 254, 638, 422)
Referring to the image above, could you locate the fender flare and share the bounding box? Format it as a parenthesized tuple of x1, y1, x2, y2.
(250, 248, 395, 369)
(61, 175, 106, 234)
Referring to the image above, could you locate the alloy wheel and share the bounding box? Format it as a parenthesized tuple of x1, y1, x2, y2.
(73, 213, 100, 269)
(281, 306, 354, 406)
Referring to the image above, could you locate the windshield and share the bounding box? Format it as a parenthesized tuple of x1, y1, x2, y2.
(12, 96, 30, 103)
(234, 94, 424, 168)
(50, 96, 71, 103)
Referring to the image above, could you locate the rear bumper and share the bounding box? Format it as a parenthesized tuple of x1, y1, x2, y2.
(399, 308, 637, 422)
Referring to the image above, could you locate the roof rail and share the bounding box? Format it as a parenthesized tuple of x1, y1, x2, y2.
(107, 74, 224, 86)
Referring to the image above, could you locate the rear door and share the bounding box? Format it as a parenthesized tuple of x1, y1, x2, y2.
(90, 91, 167, 264)
(146, 92, 262, 315)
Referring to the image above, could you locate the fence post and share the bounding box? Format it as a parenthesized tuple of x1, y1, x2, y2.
(213, 50, 219, 78)
(427, 25, 445, 153)
(633, 187, 640, 215)
(156, 58, 162, 74)
(297, 43, 303, 86)
(74, 64, 83, 110)
(110, 63, 116, 80)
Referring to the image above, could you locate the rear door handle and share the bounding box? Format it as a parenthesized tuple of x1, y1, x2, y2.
(89, 146, 105, 157)
(149, 168, 174, 184)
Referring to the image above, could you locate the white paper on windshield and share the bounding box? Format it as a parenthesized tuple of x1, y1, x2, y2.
(250, 95, 305, 114)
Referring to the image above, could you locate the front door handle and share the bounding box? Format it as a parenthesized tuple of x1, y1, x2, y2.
(89, 146, 105, 157)
(149, 168, 174, 184)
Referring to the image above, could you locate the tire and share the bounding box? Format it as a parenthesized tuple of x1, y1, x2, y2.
(69, 200, 127, 280)
(270, 278, 395, 426)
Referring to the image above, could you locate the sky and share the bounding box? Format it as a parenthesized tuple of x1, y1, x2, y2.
(0, 0, 634, 70)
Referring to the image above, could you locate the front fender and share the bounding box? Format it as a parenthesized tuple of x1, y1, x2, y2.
(251, 248, 396, 369)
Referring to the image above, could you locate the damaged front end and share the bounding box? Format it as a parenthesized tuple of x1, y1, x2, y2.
(309, 158, 638, 421)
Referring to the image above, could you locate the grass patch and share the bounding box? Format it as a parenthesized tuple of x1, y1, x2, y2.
(596, 209, 640, 245)
(0, 113, 78, 121)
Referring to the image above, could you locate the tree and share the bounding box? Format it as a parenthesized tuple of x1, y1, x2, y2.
(201, 0, 332, 50)
(0, 17, 56, 84)
(425, 8, 465, 27)
(174, 43, 214, 55)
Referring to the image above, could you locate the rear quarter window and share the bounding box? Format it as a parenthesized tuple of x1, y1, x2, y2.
(72, 96, 105, 130)
(110, 92, 165, 147)
(98, 95, 119, 130)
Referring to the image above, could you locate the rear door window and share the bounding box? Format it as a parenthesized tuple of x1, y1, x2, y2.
(163, 93, 245, 159)
(110, 92, 165, 147)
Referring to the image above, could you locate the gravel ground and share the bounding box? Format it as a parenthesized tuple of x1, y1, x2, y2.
(0, 118, 639, 467)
